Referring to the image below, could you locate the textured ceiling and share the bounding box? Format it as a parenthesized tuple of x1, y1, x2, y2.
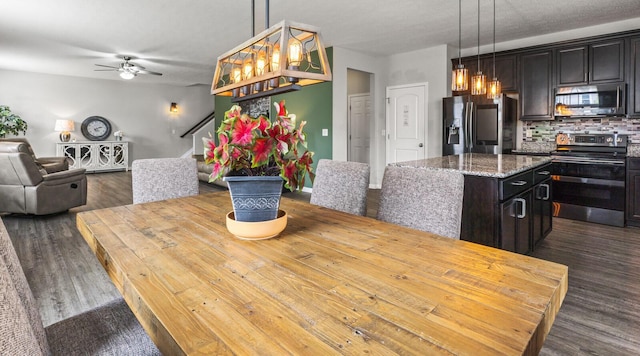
(1, 0, 639, 87)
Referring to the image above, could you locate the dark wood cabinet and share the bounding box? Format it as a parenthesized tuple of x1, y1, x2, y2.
(520, 50, 554, 120)
(556, 40, 624, 86)
(460, 164, 553, 255)
(532, 178, 552, 247)
(591, 40, 625, 83)
(629, 37, 640, 116)
(557, 46, 588, 85)
(500, 190, 532, 254)
(626, 158, 640, 227)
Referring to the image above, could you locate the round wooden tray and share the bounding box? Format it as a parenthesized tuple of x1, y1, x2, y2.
(225, 209, 287, 240)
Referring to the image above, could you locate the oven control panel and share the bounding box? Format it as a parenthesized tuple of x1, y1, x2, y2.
(555, 133, 627, 147)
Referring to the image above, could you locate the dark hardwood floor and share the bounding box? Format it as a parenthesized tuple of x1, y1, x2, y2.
(2, 171, 639, 354)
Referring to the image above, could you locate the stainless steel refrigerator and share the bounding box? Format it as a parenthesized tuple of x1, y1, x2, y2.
(442, 95, 517, 156)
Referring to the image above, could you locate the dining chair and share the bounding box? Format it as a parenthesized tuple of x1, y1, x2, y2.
(310, 159, 370, 216)
(377, 166, 465, 239)
(0, 218, 160, 355)
(132, 157, 199, 204)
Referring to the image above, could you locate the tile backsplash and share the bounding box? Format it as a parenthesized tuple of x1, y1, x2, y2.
(522, 117, 640, 143)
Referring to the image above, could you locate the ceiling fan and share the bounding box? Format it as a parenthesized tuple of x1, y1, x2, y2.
(94, 56, 162, 79)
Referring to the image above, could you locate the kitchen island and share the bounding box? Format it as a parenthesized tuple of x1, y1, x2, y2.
(395, 153, 553, 254)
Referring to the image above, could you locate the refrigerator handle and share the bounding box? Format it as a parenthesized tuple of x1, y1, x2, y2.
(464, 102, 470, 149)
(466, 101, 474, 150)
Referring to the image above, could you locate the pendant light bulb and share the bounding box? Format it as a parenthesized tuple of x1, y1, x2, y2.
(487, 0, 502, 100)
(451, 0, 468, 91)
(471, 0, 486, 95)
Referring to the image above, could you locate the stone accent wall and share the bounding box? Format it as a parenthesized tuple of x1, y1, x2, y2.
(522, 117, 640, 143)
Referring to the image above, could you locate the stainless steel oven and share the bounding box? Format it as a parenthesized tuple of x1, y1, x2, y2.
(551, 133, 627, 227)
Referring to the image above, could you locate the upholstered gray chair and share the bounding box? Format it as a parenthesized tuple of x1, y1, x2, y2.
(377, 166, 465, 239)
(0, 142, 86, 215)
(132, 157, 199, 204)
(0, 218, 160, 355)
(0, 137, 69, 173)
(310, 159, 370, 216)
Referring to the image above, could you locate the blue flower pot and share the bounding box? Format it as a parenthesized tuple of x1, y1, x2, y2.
(223, 176, 284, 222)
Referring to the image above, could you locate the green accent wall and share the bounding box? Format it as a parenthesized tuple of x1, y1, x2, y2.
(214, 47, 333, 188)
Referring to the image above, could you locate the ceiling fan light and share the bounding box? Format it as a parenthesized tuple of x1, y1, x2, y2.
(120, 71, 135, 80)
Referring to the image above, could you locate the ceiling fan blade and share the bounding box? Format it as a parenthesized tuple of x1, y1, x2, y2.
(94, 64, 119, 69)
(94, 69, 118, 72)
(137, 69, 163, 76)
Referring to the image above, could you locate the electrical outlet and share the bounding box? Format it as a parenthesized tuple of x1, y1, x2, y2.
(322, 128, 329, 136)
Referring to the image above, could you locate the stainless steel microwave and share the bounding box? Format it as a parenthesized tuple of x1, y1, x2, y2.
(554, 83, 626, 118)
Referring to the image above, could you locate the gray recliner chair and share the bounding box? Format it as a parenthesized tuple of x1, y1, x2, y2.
(0, 137, 69, 173)
(0, 142, 87, 215)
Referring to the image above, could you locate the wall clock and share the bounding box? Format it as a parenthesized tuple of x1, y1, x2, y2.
(81, 116, 112, 141)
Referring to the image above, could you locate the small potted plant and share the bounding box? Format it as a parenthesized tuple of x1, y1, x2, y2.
(0, 105, 28, 138)
(204, 100, 314, 222)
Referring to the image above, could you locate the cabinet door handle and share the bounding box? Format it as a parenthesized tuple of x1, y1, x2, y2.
(514, 198, 527, 219)
(510, 180, 528, 186)
(540, 183, 550, 200)
(537, 170, 550, 176)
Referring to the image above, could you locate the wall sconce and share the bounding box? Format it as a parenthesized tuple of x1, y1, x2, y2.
(170, 102, 178, 113)
(211, 20, 332, 102)
(54, 119, 75, 142)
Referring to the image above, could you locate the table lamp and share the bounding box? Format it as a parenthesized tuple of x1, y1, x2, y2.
(54, 119, 75, 142)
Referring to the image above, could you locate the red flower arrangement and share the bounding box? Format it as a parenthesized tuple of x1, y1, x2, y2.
(204, 100, 314, 191)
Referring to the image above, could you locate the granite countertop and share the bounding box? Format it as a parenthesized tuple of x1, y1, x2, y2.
(393, 153, 552, 178)
(511, 141, 557, 155)
(628, 144, 640, 157)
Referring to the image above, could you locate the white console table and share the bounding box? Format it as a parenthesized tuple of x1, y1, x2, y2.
(57, 141, 129, 172)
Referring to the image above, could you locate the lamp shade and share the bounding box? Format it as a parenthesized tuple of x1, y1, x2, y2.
(54, 120, 75, 132)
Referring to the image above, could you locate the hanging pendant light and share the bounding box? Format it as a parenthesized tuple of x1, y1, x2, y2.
(487, 0, 502, 100)
(451, 0, 468, 91)
(471, 0, 486, 95)
(211, 0, 331, 102)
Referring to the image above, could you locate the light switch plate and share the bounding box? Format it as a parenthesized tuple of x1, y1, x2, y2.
(322, 129, 329, 136)
(526, 129, 533, 138)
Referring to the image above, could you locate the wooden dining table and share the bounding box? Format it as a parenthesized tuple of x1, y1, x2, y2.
(77, 191, 568, 355)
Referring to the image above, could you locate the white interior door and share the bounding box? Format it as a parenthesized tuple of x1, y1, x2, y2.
(386, 83, 428, 164)
(348, 94, 371, 164)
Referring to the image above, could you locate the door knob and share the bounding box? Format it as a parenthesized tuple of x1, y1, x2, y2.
(419, 143, 424, 147)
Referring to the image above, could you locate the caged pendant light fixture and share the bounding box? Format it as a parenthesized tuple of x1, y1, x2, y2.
(211, 0, 332, 102)
(487, 0, 502, 100)
(471, 0, 486, 95)
(451, 0, 469, 91)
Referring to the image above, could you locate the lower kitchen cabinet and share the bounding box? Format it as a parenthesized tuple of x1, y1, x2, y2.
(461, 162, 552, 254)
(500, 190, 532, 254)
(626, 158, 640, 227)
(532, 178, 553, 247)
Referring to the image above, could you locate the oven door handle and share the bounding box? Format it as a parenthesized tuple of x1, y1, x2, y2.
(552, 158, 625, 166)
(552, 175, 625, 187)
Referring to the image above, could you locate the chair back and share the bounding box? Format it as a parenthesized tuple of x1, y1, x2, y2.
(132, 157, 199, 204)
(310, 159, 370, 216)
(0, 142, 45, 186)
(0, 218, 50, 355)
(377, 166, 465, 239)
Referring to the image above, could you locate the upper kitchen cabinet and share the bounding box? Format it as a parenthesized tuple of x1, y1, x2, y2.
(520, 50, 554, 120)
(556, 39, 625, 86)
(629, 36, 640, 116)
(488, 55, 518, 92)
(452, 54, 518, 94)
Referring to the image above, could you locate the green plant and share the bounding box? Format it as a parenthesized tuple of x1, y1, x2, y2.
(0, 105, 28, 138)
(204, 100, 314, 191)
